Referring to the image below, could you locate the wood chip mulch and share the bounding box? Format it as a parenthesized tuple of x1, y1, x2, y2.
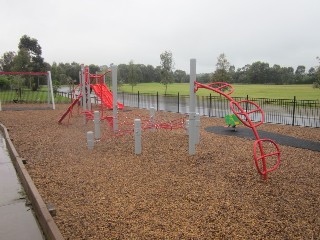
(0, 104, 319, 239)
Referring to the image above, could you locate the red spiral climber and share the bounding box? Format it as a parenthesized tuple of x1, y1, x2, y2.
(194, 81, 281, 179)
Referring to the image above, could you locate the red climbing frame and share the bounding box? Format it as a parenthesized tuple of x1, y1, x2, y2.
(194, 81, 281, 180)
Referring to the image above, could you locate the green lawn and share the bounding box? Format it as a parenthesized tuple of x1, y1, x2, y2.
(119, 83, 320, 100)
(0, 89, 69, 103)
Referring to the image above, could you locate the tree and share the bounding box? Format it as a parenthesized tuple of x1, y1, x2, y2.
(52, 80, 61, 96)
(174, 70, 187, 83)
(294, 65, 306, 84)
(137, 64, 148, 82)
(154, 66, 162, 83)
(127, 60, 139, 92)
(14, 35, 47, 90)
(269, 64, 282, 84)
(89, 64, 100, 74)
(196, 73, 211, 83)
(0, 75, 10, 90)
(146, 65, 156, 82)
(19, 35, 42, 56)
(160, 51, 174, 94)
(304, 67, 317, 84)
(118, 64, 128, 84)
(247, 61, 270, 84)
(280, 67, 294, 84)
(212, 53, 231, 83)
(0, 51, 16, 71)
(229, 65, 236, 83)
(313, 57, 320, 89)
(12, 49, 31, 72)
(233, 65, 250, 83)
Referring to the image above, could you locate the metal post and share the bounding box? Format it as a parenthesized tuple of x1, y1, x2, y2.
(209, 93, 212, 117)
(189, 59, 197, 155)
(156, 92, 159, 111)
(94, 111, 101, 140)
(188, 113, 196, 155)
(134, 119, 142, 154)
(190, 59, 196, 113)
(86, 79, 91, 111)
(111, 65, 118, 131)
(292, 96, 296, 126)
(138, 91, 140, 108)
(178, 92, 180, 113)
(81, 65, 86, 111)
(86, 69, 91, 111)
(47, 71, 55, 110)
(246, 95, 249, 113)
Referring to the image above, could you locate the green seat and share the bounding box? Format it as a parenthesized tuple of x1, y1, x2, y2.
(224, 114, 241, 128)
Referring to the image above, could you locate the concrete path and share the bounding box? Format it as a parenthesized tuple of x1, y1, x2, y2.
(0, 133, 45, 240)
(205, 126, 320, 152)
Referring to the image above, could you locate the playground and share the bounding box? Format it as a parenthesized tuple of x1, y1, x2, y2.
(0, 104, 319, 239)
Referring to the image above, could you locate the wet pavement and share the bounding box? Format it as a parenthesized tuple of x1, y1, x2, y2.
(0, 133, 44, 240)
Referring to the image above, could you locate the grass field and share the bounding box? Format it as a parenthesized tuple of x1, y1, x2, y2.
(0, 89, 69, 103)
(119, 83, 320, 100)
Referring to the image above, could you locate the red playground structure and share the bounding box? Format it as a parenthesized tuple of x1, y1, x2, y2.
(58, 65, 123, 124)
(194, 81, 281, 180)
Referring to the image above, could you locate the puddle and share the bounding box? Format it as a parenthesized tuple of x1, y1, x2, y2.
(0, 132, 45, 239)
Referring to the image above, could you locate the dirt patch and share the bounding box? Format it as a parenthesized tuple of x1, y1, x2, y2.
(0, 104, 319, 239)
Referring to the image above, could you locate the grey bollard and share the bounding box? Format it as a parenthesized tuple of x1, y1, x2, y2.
(188, 112, 196, 155)
(195, 113, 200, 144)
(87, 131, 94, 150)
(150, 107, 156, 131)
(134, 119, 142, 154)
(186, 120, 189, 135)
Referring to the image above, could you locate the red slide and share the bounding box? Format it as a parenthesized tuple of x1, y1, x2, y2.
(91, 84, 124, 109)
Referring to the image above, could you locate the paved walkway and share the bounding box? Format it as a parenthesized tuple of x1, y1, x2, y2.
(0, 133, 44, 240)
(205, 126, 320, 152)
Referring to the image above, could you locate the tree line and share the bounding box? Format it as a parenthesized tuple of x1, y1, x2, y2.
(1, 35, 320, 92)
(198, 54, 320, 86)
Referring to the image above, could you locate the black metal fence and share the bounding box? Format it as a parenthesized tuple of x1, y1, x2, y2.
(9, 89, 318, 128)
(119, 91, 320, 128)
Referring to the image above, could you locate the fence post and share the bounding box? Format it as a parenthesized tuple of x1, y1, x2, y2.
(156, 91, 159, 111)
(122, 91, 125, 106)
(292, 96, 296, 126)
(246, 95, 249, 112)
(209, 93, 212, 117)
(178, 92, 180, 113)
(138, 91, 140, 108)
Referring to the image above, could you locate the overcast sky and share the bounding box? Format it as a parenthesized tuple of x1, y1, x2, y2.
(1, 0, 319, 73)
